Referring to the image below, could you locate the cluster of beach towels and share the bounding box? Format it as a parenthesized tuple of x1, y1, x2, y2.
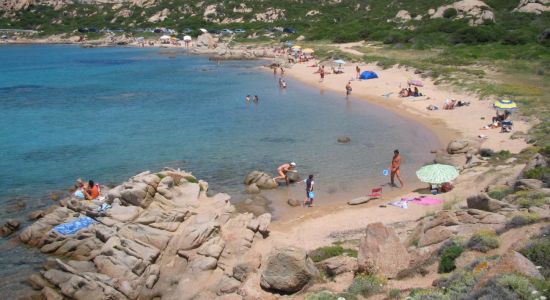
(384, 196, 443, 209)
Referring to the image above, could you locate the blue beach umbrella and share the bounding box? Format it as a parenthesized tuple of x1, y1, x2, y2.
(359, 71, 378, 80)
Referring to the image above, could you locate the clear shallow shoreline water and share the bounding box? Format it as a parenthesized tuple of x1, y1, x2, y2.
(0, 45, 438, 296)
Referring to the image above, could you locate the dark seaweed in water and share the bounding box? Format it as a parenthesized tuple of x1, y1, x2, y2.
(260, 137, 296, 144)
(21, 144, 100, 163)
(0, 85, 49, 94)
(77, 58, 137, 65)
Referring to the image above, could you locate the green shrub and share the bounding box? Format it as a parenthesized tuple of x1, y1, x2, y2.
(507, 213, 540, 228)
(184, 176, 198, 183)
(439, 245, 464, 273)
(388, 288, 401, 299)
(520, 235, 550, 278)
(488, 188, 513, 200)
(467, 231, 500, 252)
(304, 290, 358, 300)
(347, 274, 385, 297)
(309, 245, 357, 263)
(496, 273, 536, 299)
(539, 145, 550, 157)
(443, 8, 458, 19)
(491, 150, 513, 161)
(523, 167, 550, 180)
(408, 288, 448, 299)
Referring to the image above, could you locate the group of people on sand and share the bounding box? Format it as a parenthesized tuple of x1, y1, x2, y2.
(399, 86, 422, 98)
(426, 99, 470, 111)
(481, 110, 513, 132)
(271, 149, 404, 208)
(73, 179, 100, 200)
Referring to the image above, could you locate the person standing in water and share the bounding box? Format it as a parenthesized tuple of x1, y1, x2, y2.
(245, 95, 251, 103)
(319, 65, 325, 82)
(303, 174, 315, 207)
(389, 149, 404, 188)
(346, 81, 352, 97)
(253, 95, 259, 103)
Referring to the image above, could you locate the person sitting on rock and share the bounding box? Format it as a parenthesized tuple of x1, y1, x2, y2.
(84, 180, 100, 200)
(273, 162, 296, 185)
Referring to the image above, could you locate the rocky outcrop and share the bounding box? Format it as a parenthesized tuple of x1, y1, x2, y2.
(430, 0, 494, 26)
(244, 171, 278, 189)
(316, 256, 358, 276)
(357, 222, 410, 278)
(395, 10, 411, 21)
(260, 246, 320, 293)
(514, 0, 550, 14)
(467, 193, 510, 212)
(447, 138, 480, 155)
(1, 219, 21, 237)
(476, 250, 544, 288)
(19, 169, 272, 300)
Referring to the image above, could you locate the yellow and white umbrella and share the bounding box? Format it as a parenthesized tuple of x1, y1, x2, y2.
(291, 45, 301, 50)
(494, 99, 518, 110)
(302, 48, 314, 54)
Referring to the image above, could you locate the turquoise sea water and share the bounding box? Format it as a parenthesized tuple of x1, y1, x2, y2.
(0, 45, 438, 296)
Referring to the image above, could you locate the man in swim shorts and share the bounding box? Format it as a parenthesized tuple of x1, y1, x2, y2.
(390, 149, 404, 188)
(273, 162, 296, 185)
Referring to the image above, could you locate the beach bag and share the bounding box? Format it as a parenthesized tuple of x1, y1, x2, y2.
(308, 191, 315, 199)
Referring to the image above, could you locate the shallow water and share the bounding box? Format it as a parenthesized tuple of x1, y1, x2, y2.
(0, 45, 438, 296)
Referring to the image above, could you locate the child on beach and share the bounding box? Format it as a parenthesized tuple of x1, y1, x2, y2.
(303, 174, 315, 207)
(346, 81, 352, 97)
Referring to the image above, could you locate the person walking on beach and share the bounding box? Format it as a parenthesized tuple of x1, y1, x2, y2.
(346, 81, 352, 97)
(273, 162, 296, 185)
(303, 174, 315, 207)
(356, 65, 361, 79)
(389, 149, 404, 188)
(319, 65, 325, 82)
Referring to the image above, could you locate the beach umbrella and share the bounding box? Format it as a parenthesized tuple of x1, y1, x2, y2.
(494, 99, 518, 110)
(333, 59, 346, 65)
(160, 35, 170, 40)
(359, 71, 378, 80)
(407, 79, 423, 87)
(302, 48, 314, 54)
(183, 35, 192, 41)
(199, 28, 208, 33)
(416, 164, 459, 184)
(291, 45, 301, 50)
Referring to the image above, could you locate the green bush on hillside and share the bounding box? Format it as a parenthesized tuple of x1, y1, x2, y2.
(523, 167, 550, 180)
(443, 8, 458, 19)
(467, 231, 500, 252)
(520, 234, 550, 278)
(439, 245, 464, 273)
(347, 274, 385, 298)
(309, 245, 357, 263)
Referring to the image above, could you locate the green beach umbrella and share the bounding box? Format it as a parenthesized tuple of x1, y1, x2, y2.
(494, 99, 518, 110)
(416, 164, 459, 184)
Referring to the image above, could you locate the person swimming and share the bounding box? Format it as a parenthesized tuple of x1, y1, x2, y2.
(253, 95, 259, 103)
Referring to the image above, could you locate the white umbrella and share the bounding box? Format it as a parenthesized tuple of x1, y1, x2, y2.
(183, 35, 192, 41)
(333, 59, 346, 65)
(199, 28, 208, 33)
(160, 35, 170, 40)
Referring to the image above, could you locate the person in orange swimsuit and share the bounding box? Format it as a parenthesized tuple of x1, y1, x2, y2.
(84, 180, 100, 200)
(390, 149, 404, 188)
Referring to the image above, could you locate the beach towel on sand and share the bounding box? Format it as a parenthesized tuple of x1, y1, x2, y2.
(53, 216, 96, 235)
(412, 197, 444, 206)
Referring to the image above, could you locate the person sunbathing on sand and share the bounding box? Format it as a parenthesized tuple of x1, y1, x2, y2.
(399, 88, 410, 97)
(444, 99, 457, 110)
(273, 162, 296, 185)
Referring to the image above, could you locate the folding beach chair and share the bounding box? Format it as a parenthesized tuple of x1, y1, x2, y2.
(368, 187, 382, 199)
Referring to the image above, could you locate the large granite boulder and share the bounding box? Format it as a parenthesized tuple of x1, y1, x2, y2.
(447, 138, 480, 155)
(260, 246, 320, 293)
(466, 193, 508, 212)
(316, 256, 358, 277)
(357, 222, 410, 278)
(515, 179, 545, 191)
(244, 171, 278, 189)
(418, 226, 453, 247)
(195, 33, 218, 49)
(20, 207, 71, 247)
